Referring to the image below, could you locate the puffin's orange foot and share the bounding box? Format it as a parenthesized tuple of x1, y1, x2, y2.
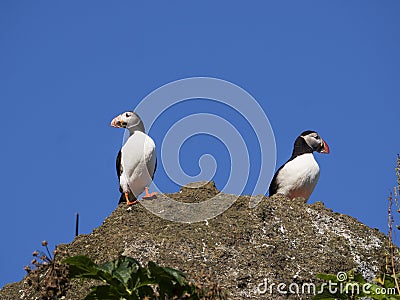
(142, 187, 157, 200)
(125, 192, 138, 205)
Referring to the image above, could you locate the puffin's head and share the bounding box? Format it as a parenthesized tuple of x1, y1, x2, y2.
(301, 130, 330, 154)
(110, 111, 145, 133)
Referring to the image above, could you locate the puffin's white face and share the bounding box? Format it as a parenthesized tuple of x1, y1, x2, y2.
(110, 111, 145, 132)
(302, 131, 330, 154)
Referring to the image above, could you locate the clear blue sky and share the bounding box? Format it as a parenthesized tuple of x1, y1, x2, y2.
(1, 1, 400, 288)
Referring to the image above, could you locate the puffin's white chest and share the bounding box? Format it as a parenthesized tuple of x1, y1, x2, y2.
(120, 131, 156, 197)
(275, 153, 320, 200)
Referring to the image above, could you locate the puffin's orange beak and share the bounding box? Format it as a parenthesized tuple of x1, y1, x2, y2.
(320, 140, 330, 154)
(110, 116, 124, 128)
(110, 117, 119, 128)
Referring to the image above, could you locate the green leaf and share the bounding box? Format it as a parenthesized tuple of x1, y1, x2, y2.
(63, 255, 118, 286)
(84, 285, 131, 300)
(147, 261, 190, 298)
(148, 261, 187, 284)
(353, 273, 366, 284)
(161, 266, 187, 286)
(113, 257, 140, 286)
(135, 265, 154, 287)
(63, 256, 106, 280)
(98, 261, 116, 274)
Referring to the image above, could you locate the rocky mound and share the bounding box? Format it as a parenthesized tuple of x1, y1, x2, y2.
(0, 182, 390, 299)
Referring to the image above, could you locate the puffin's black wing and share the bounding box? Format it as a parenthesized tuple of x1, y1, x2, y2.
(268, 172, 279, 196)
(116, 150, 122, 178)
(151, 157, 157, 180)
(268, 163, 286, 196)
(116, 149, 135, 203)
(116, 150, 123, 193)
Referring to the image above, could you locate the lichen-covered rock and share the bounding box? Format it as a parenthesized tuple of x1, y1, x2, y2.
(0, 182, 391, 299)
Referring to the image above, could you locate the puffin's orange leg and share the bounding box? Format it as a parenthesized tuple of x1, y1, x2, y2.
(125, 192, 138, 205)
(142, 187, 157, 200)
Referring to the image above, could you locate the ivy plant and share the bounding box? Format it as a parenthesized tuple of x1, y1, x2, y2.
(63, 255, 200, 300)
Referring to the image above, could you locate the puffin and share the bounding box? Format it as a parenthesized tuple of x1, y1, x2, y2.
(269, 130, 330, 201)
(111, 111, 157, 205)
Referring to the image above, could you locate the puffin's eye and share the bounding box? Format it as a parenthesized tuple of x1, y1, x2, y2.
(125, 113, 130, 117)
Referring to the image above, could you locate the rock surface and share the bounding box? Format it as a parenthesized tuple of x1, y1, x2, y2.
(0, 182, 390, 299)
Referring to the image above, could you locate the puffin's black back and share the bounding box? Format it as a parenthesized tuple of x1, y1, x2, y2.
(268, 131, 315, 196)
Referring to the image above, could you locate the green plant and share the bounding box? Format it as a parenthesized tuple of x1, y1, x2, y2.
(313, 269, 400, 300)
(63, 255, 222, 300)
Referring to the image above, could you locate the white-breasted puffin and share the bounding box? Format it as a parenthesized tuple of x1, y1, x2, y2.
(111, 111, 157, 205)
(269, 130, 330, 201)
